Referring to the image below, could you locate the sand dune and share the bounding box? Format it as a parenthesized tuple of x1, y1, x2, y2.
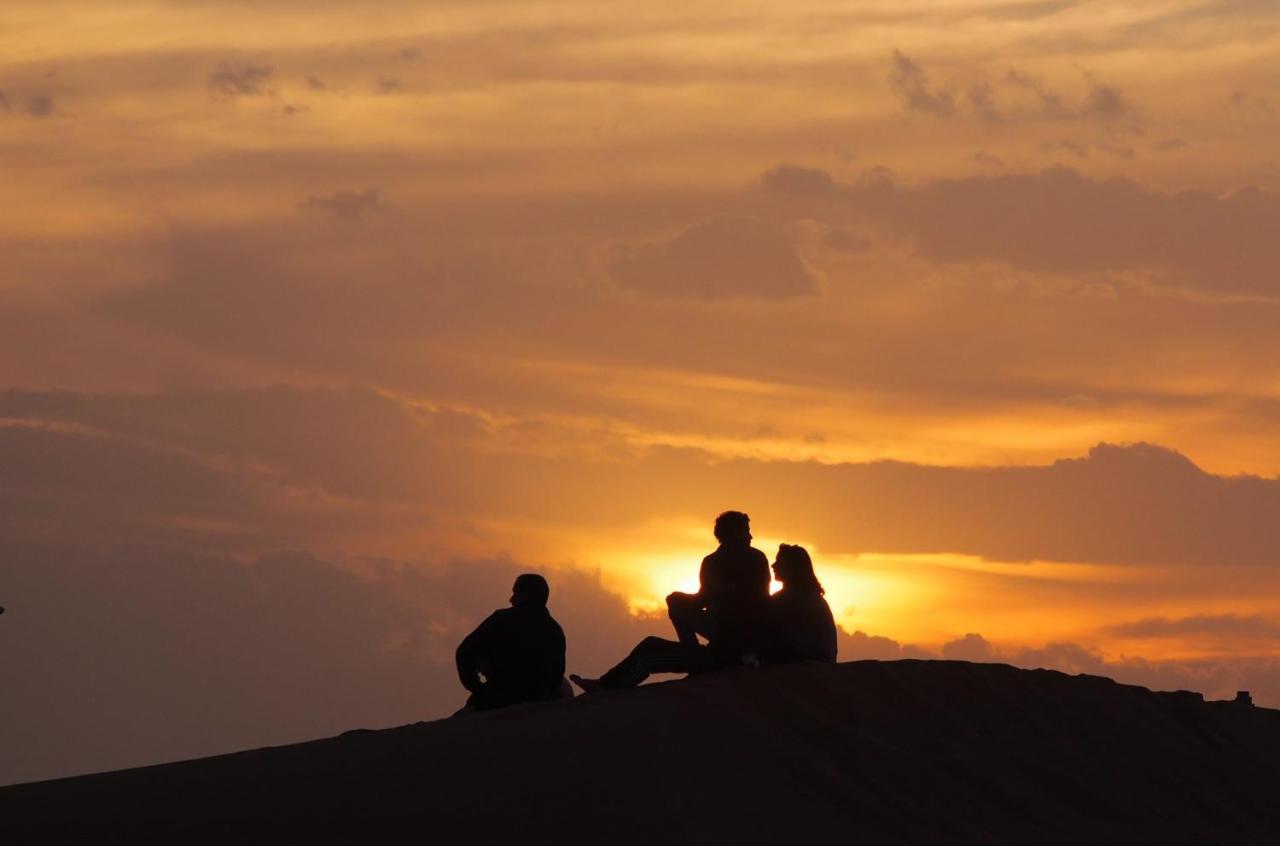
(4, 660, 1280, 844)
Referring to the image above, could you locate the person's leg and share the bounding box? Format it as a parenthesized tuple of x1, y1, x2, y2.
(598, 636, 715, 689)
(666, 593, 717, 646)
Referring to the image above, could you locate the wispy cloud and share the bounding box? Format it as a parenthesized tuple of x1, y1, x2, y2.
(297, 187, 384, 219)
(207, 62, 274, 98)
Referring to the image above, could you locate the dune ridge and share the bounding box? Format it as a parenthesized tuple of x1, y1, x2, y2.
(4, 659, 1280, 844)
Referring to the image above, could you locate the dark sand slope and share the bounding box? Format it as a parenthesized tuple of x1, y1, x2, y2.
(5, 660, 1280, 844)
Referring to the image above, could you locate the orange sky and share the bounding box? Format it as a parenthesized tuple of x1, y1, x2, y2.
(3, 0, 1280, 784)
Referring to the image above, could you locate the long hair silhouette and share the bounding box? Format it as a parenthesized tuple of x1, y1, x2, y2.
(776, 544, 824, 595)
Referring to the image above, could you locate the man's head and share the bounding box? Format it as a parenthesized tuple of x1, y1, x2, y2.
(713, 510, 752, 547)
(510, 573, 550, 607)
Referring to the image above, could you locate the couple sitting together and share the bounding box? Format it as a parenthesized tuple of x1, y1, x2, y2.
(454, 510, 836, 712)
(572, 511, 836, 691)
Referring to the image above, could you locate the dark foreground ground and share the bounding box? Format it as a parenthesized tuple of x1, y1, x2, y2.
(5, 659, 1280, 845)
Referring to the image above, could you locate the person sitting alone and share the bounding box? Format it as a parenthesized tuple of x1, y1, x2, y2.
(571, 542, 836, 691)
(763, 544, 837, 664)
(455, 573, 567, 711)
(665, 510, 771, 660)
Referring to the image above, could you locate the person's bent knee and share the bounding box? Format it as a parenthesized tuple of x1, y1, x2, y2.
(667, 591, 697, 609)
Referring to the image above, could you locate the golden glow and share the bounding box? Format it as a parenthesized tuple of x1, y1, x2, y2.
(4, 0, 1280, 717)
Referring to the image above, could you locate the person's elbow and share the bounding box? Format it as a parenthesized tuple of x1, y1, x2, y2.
(455, 644, 481, 689)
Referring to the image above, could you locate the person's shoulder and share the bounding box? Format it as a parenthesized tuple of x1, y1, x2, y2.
(812, 593, 836, 623)
(747, 547, 769, 564)
(477, 607, 514, 628)
(769, 588, 798, 608)
(515, 605, 561, 627)
(546, 613, 566, 637)
(463, 607, 509, 639)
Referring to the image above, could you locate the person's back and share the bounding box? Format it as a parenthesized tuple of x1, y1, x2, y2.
(768, 587, 837, 663)
(456, 574, 567, 711)
(765, 544, 837, 664)
(699, 543, 771, 605)
(699, 543, 771, 658)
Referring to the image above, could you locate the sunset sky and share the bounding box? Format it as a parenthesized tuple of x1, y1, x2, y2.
(4, 0, 1280, 785)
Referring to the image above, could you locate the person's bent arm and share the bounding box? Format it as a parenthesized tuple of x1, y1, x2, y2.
(455, 619, 493, 693)
(693, 553, 715, 607)
(552, 626, 567, 682)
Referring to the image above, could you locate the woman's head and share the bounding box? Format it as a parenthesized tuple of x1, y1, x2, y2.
(772, 544, 824, 594)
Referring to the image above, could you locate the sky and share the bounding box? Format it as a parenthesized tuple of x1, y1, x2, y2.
(3, 0, 1280, 785)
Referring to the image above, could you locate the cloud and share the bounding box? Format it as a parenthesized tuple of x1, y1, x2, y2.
(1007, 69, 1140, 127)
(941, 632, 999, 660)
(839, 629, 933, 660)
(584, 439, 1280, 570)
(820, 227, 871, 252)
(1044, 138, 1090, 158)
(1060, 393, 1101, 408)
(1042, 139, 1136, 159)
(888, 49, 956, 116)
(297, 187, 384, 218)
(1094, 141, 1135, 159)
(892, 58, 1140, 129)
(1003, 68, 1071, 118)
(0, 423, 264, 551)
(207, 62, 275, 98)
(10, 384, 1280, 572)
(780, 164, 1280, 294)
(966, 80, 1002, 123)
(375, 77, 401, 94)
(609, 216, 820, 300)
(25, 95, 53, 117)
(971, 150, 1005, 168)
(1078, 78, 1131, 121)
(0, 89, 10, 112)
(1230, 89, 1272, 114)
(90, 219, 569, 380)
(1107, 614, 1280, 640)
(305, 75, 327, 90)
(760, 163, 837, 198)
(815, 441, 1280, 567)
(0, 385, 483, 508)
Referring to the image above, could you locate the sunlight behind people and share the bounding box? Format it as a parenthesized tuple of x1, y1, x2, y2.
(5, 0, 1280, 789)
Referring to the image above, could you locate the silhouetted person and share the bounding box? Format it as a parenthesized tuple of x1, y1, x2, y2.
(455, 574, 567, 711)
(666, 511, 771, 660)
(762, 544, 837, 664)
